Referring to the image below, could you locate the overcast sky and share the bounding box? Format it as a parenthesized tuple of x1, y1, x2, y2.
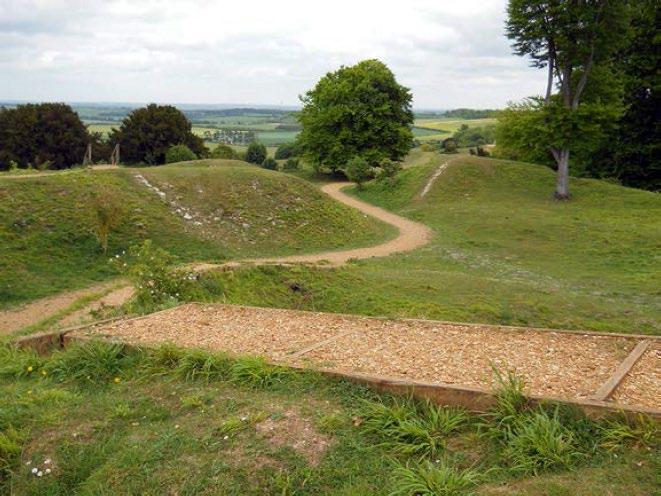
(0, 0, 545, 109)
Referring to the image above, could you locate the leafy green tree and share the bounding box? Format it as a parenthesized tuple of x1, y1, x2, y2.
(605, 0, 659, 190)
(210, 144, 236, 159)
(452, 124, 496, 147)
(495, 96, 621, 174)
(0, 103, 89, 170)
(261, 157, 278, 170)
(165, 144, 197, 164)
(245, 141, 267, 164)
(344, 156, 373, 189)
(109, 104, 206, 165)
(298, 59, 413, 173)
(506, 0, 630, 199)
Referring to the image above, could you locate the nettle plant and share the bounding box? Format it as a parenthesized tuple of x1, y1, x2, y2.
(113, 240, 197, 308)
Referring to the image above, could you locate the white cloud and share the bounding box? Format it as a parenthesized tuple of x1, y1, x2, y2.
(0, 0, 545, 108)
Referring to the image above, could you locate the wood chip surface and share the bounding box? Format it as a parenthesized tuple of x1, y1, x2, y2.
(74, 303, 658, 410)
(610, 343, 661, 410)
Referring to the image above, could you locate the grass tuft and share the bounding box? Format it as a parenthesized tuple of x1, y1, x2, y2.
(46, 340, 139, 383)
(389, 460, 480, 496)
(229, 356, 292, 388)
(174, 348, 232, 383)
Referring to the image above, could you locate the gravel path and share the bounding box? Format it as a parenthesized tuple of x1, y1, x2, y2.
(73, 303, 660, 411)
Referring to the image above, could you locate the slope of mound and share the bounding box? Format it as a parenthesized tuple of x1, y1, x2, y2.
(207, 156, 660, 334)
(0, 160, 393, 308)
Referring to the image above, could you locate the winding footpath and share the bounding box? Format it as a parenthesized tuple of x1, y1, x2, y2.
(1, 182, 431, 334)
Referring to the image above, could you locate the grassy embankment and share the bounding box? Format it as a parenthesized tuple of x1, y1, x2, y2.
(0, 160, 394, 309)
(200, 155, 660, 334)
(0, 340, 658, 495)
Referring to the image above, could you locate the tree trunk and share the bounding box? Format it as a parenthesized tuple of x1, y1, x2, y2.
(554, 148, 571, 200)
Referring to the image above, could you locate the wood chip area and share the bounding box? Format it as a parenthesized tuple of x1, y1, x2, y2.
(611, 343, 661, 410)
(73, 303, 658, 410)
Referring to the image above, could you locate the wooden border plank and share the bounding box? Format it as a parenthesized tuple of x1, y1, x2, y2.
(592, 340, 650, 401)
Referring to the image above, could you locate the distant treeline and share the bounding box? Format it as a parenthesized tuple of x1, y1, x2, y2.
(415, 108, 498, 120)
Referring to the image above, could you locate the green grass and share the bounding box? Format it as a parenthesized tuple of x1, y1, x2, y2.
(197, 155, 660, 334)
(0, 342, 658, 495)
(0, 160, 394, 308)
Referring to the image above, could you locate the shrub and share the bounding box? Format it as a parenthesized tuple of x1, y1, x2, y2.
(210, 143, 236, 159)
(114, 240, 198, 310)
(89, 190, 124, 253)
(165, 144, 197, 164)
(390, 460, 479, 496)
(274, 142, 298, 160)
(378, 158, 402, 182)
(344, 155, 373, 189)
(261, 157, 278, 170)
(245, 141, 267, 164)
(282, 157, 300, 171)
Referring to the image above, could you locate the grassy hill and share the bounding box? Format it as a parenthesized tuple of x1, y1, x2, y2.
(203, 155, 661, 334)
(0, 160, 394, 308)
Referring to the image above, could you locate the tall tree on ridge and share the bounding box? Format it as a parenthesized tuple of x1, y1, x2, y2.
(506, 0, 630, 199)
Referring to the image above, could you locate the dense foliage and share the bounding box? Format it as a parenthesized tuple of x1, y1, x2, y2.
(298, 59, 413, 173)
(500, 1, 658, 191)
(0, 103, 89, 170)
(452, 123, 496, 147)
(344, 155, 372, 189)
(210, 143, 236, 159)
(274, 142, 298, 160)
(245, 141, 267, 165)
(109, 104, 206, 165)
(165, 144, 198, 164)
(261, 157, 278, 170)
(505, 0, 630, 198)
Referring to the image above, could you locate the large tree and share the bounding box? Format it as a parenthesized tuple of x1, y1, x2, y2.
(110, 104, 206, 165)
(297, 59, 413, 173)
(0, 103, 89, 170)
(506, 0, 630, 199)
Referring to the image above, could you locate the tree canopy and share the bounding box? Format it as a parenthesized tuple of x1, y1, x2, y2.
(110, 104, 206, 165)
(298, 59, 413, 173)
(0, 103, 89, 170)
(505, 0, 630, 198)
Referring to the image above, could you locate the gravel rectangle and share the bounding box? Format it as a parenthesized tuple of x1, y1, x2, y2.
(74, 303, 658, 410)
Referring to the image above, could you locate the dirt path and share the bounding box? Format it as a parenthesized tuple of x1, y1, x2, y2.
(1, 182, 431, 334)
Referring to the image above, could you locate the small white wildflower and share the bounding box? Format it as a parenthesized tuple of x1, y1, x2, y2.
(26, 461, 31, 466)
(37, 471, 43, 477)
(240, 416, 247, 421)
(44, 458, 51, 464)
(45, 468, 52, 475)
(31, 467, 38, 474)
(223, 435, 229, 440)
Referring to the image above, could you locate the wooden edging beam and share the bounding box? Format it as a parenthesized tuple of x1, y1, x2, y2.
(591, 339, 651, 401)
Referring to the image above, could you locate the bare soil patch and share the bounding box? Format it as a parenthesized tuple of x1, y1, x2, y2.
(255, 410, 332, 466)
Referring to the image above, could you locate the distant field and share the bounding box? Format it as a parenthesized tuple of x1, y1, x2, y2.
(413, 118, 497, 141)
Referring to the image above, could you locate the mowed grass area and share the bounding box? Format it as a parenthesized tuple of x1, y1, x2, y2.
(199, 155, 660, 334)
(1, 341, 658, 495)
(0, 160, 393, 308)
